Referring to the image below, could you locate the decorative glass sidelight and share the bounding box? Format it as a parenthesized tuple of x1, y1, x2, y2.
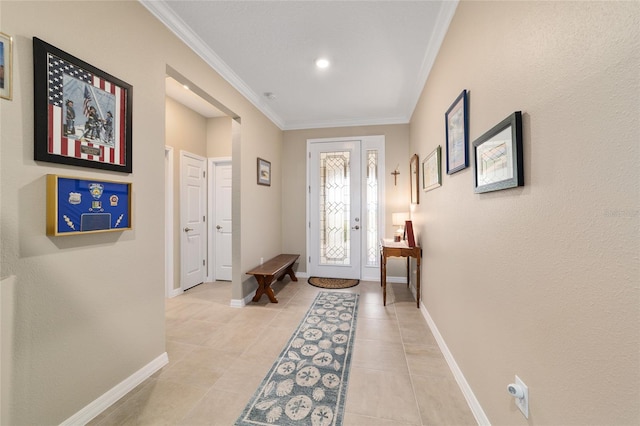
(320, 151, 351, 265)
(366, 150, 379, 266)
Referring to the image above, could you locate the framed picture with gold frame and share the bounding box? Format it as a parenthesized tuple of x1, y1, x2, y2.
(410, 154, 419, 204)
(0, 32, 13, 100)
(46, 174, 132, 236)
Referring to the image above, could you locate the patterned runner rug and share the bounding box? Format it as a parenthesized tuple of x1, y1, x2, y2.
(235, 291, 359, 426)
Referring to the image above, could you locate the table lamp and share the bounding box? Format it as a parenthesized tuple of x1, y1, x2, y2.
(392, 212, 410, 242)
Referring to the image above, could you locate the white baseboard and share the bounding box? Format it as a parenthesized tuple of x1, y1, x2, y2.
(230, 291, 254, 308)
(420, 304, 491, 426)
(60, 352, 169, 426)
(168, 287, 183, 298)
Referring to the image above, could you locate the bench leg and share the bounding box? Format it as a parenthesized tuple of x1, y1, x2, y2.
(286, 265, 298, 282)
(252, 275, 278, 303)
(276, 264, 298, 282)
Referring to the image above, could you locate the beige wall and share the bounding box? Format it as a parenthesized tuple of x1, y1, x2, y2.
(207, 116, 233, 158)
(282, 124, 410, 277)
(410, 1, 639, 424)
(0, 1, 282, 423)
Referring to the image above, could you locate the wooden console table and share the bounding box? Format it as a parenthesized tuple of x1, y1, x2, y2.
(380, 239, 422, 308)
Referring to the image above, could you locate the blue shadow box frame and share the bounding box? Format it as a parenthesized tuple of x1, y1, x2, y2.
(46, 174, 132, 236)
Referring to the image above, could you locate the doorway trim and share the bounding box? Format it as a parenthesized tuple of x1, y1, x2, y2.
(165, 146, 180, 298)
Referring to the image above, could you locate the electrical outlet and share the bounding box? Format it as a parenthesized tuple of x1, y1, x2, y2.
(513, 375, 529, 419)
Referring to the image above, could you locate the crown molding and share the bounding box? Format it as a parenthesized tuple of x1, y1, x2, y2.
(407, 0, 459, 117)
(141, 0, 455, 131)
(282, 115, 410, 131)
(139, 0, 285, 129)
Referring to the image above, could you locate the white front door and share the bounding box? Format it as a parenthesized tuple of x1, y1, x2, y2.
(213, 162, 232, 281)
(309, 140, 362, 279)
(180, 151, 207, 291)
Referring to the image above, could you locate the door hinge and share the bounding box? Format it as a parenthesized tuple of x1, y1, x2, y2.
(309, 256, 311, 263)
(203, 259, 206, 266)
(203, 171, 206, 178)
(203, 216, 206, 222)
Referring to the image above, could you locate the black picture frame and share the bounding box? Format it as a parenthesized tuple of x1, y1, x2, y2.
(445, 89, 469, 174)
(473, 111, 524, 194)
(33, 37, 133, 173)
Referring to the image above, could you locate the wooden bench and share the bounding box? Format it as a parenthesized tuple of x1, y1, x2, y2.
(246, 254, 300, 303)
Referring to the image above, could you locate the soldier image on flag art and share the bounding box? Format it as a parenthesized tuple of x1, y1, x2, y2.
(44, 50, 126, 165)
(63, 76, 116, 146)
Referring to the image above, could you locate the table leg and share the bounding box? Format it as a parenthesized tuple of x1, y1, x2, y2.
(382, 254, 387, 306)
(407, 257, 410, 287)
(416, 255, 420, 309)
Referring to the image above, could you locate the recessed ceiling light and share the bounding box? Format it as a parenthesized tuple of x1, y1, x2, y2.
(315, 58, 330, 69)
(183, 84, 189, 90)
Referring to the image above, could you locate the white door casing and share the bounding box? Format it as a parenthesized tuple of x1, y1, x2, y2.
(180, 151, 207, 291)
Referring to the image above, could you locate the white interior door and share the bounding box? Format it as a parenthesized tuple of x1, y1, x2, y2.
(214, 162, 232, 281)
(180, 151, 206, 291)
(309, 140, 362, 279)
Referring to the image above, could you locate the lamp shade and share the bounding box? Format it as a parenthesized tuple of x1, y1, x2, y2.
(392, 212, 410, 226)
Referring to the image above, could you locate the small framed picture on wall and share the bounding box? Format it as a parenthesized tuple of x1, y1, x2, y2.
(257, 157, 271, 186)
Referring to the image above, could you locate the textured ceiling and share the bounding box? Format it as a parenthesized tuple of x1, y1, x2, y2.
(144, 1, 458, 130)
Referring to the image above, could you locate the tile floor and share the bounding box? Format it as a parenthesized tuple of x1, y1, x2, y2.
(89, 279, 476, 425)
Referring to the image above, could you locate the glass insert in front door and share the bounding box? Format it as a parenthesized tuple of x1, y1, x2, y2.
(319, 151, 351, 265)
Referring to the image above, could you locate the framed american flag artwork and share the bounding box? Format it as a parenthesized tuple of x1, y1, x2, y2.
(33, 37, 132, 173)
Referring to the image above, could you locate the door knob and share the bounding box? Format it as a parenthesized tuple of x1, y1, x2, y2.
(352, 225, 360, 230)
(184, 227, 193, 232)
(216, 225, 222, 230)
